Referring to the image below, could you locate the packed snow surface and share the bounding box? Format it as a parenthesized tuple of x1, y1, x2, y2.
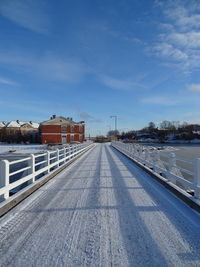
(0, 144, 200, 266)
(0, 144, 47, 154)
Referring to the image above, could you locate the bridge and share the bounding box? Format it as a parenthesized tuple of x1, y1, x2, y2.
(0, 143, 200, 266)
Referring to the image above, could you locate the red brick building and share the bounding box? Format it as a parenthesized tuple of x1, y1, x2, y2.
(40, 116, 85, 144)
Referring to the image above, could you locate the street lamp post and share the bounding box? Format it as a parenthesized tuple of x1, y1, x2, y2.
(110, 115, 117, 140)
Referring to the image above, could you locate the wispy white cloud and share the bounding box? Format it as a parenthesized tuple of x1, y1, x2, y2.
(79, 112, 103, 123)
(99, 75, 146, 91)
(0, 0, 50, 33)
(38, 53, 87, 83)
(89, 23, 144, 45)
(188, 84, 200, 92)
(79, 112, 93, 120)
(154, 43, 188, 61)
(168, 32, 200, 49)
(0, 77, 18, 86)
(141, 96, 179, 106)
(0, 51, 88, 83)
(153, 0, 200, 71)
(164, 4, 200, 31)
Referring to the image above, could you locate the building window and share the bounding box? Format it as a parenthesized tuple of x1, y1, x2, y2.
(61, 126, 67, 132)
(71, 126, 74, 133)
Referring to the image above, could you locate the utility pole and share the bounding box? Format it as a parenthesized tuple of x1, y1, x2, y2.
(110, 116, 117, 140)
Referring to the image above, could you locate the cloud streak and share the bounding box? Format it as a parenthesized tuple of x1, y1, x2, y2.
(153, 0, 200, 71)
(0, 77, 18, 86)
(99, 75, 146, 91)
(188, 84, 200, 92)
(0, 51, 88, 84)
(0, 0, 50, 33)
(79, 112, 103, 123)
(141, 96, 180, 106)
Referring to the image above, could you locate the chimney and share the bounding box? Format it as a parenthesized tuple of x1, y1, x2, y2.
(30, 121, 32, 124)
(52, 115, 56, 119)
(16, 120, 19, 124)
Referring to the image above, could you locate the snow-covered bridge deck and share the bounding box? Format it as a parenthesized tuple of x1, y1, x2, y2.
(0, 143, 200, 266)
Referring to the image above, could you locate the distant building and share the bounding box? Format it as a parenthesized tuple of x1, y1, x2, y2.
(110, 136, 118, 142)
(0, 120, 39, 143)
(40, 115, 85, 144)
(0, 122, 6, 142)
(0, 122, 5, 128)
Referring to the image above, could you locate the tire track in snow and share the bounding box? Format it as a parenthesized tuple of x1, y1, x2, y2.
(108, 145, 200, 266)
(54, 145, 103, 266)
(105, 145, 173, 266)
(98, 145, 130, 266)
(0, 147, 99, 266)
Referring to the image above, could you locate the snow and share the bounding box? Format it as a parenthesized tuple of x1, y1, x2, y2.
(28, 122, 40, 128)
(0, 143, 200, 266)
(168, 139, 200, 144)
(0, 144, 47, 154)
(193, 131, 200, 135)
(5, 121, 39, 128)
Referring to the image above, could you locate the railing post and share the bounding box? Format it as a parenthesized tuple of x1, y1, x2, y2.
(67, 145, 70, 159)
(138, 146, 143, 160)
(194, 158, 200, 198)
(0, 160, 9, 199)
(145, 147, 150, 168)
(69, 145, 72, 159)
(73, 145, 76, 157)
(167, 152, 183, 183)
(46, 151, 50, 173)
(29, 154, 35, 182)
(143, 148, 147, 163)
(57, 149, 60, 167)
(135, 145, 138, 158)
(130, 144, 133, 157)
(152, 150, 159, 173)
(71, 145, 74, 159)
(132, 145, 135, 159)
(168, 153, 175, 182)
(64, 147, 67, 162)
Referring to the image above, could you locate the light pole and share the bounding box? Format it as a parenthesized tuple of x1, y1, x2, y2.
(110, 115, 117, 140)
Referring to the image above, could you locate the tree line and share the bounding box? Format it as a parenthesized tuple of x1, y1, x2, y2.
(107, 121, 200, 142)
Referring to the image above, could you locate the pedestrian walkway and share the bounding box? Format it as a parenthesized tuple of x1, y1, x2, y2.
(0, 143, 200, 266)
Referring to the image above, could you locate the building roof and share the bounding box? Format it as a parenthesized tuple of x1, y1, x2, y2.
(29, 122, 40, 128)
(0, 122, 5, 128)
(40, 116, 83, 126)
(5, 121, 39, 129)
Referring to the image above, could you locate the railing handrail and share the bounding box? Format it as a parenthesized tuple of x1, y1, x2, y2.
(0, 142, 94, 202)
(9, 157, 31, 165)
(112, 141, 200, 199)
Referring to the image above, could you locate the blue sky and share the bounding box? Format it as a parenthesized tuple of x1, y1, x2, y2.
(0, 0, 200, 136)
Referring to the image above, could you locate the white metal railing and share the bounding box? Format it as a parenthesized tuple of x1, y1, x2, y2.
(0, 142, 94, 201)
(112, 141, 200, 199)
